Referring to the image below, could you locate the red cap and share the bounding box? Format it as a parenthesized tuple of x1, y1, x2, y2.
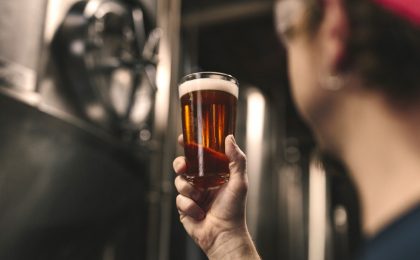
(373, 0, 420, 26)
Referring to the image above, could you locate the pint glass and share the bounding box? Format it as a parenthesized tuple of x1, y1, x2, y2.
(179, 72, 238, 189)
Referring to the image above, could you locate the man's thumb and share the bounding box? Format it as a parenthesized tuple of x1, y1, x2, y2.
(225, 135, 247, 177)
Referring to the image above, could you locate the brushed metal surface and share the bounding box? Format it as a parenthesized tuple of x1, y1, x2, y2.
(0, 93, 149, 260)
(0, 0, 47, 70)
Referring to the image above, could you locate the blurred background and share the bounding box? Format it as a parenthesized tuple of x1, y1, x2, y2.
(0, 0, 361, 259)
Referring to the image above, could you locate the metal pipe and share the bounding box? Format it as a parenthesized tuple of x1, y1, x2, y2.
(182, 1, 273, 29)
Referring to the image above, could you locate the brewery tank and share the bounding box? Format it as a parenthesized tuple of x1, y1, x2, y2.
(0, 0, 167, 259)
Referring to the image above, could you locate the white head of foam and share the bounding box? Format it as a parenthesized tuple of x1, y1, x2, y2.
(179, 78, 239, 98)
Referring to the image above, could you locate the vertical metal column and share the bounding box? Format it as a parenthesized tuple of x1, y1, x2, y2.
(146, 0, 181, 259)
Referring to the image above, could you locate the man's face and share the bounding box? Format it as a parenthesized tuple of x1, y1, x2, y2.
(275, 0, 334, 126)
(276, 0, 317, 119)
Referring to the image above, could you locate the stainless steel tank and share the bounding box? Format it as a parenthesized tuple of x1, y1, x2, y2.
(0, 0, 163, 259)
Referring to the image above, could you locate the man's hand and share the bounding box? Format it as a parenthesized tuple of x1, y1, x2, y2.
(173, 135, 260, 259)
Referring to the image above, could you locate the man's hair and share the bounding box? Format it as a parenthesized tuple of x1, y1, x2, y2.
(304, 0, 420, 101)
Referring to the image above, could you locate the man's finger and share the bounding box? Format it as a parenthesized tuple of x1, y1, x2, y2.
(176, 194, 205, 220)
(173, 156, 187, 175)
(224, 135, 248, 196)
(178, 134, 184, 147)
(175, 175, 203, 202)
(225, 135, 247, 175)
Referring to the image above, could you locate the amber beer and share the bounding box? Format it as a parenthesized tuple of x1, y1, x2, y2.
(179, 72, 238, 189)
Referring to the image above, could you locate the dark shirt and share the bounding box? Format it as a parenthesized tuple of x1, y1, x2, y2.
(357, 204, 420, 260)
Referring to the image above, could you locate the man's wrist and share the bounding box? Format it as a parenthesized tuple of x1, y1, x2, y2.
(207, 229, 260, 260)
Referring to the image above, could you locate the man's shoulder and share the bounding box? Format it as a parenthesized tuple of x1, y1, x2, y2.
(357, 205, 420, 260)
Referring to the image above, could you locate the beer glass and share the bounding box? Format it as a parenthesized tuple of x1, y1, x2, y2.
(179, 72, 238, 189)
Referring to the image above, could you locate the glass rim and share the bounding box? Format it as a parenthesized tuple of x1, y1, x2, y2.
(179, 71, 239, 86)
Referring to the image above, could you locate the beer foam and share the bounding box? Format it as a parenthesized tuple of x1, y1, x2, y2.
(179, 78, 238, 98)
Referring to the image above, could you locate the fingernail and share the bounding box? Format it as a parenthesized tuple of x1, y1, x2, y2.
(230, 135, 236, 144)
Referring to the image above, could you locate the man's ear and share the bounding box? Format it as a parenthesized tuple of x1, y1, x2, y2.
(319, 0, 349, 71)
